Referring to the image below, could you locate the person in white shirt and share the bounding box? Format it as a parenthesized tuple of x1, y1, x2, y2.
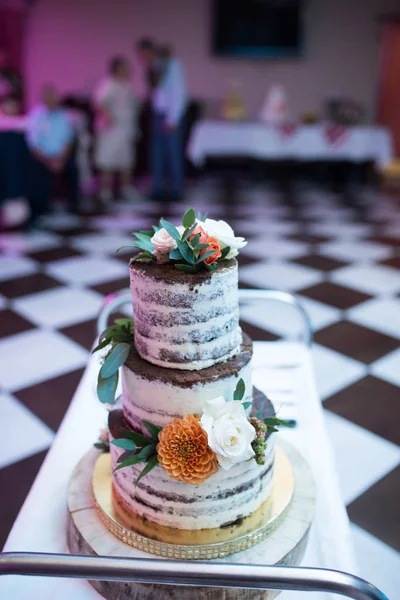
(93, 56, 139, 205)
(136, 40, 188, 201)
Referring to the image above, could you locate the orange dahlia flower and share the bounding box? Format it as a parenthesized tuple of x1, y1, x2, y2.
(157, 414, 218, 484)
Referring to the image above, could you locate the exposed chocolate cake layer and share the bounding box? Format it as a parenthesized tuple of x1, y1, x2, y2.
(130, 258, 237, 285)
(124, 333, 252, 389)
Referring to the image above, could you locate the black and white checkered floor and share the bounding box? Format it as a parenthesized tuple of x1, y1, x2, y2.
(0, 178, 399, 596)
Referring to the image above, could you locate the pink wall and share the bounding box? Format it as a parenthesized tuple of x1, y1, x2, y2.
(25, 0, 399, 119)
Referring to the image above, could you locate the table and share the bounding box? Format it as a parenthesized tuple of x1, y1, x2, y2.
(1, 341, 358, 599)
(187, 120, 393, 169)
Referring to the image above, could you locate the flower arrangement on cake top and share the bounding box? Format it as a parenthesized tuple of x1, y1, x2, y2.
(108, 379, 292, 485)
(118, 207, 247, 273)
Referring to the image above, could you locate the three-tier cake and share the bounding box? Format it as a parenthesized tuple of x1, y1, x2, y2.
(95, 210, 281, 547)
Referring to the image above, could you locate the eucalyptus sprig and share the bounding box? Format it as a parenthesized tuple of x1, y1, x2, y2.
(111, 421, 161, 484)
(93, 318, 134, 405)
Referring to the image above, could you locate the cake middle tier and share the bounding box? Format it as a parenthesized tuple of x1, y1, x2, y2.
(129, 258, 242, 370)
(122, 333, 253, 432)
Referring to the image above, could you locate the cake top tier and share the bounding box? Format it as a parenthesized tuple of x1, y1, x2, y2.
(123, 208, 248, 371)
(130, 257, 242, 370)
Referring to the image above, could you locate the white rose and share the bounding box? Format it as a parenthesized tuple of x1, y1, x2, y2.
(201, 218, 247, 259)
(200, 396, 255, 470)
(151, 226, 184, 263)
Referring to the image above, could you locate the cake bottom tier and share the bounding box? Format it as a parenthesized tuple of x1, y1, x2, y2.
(108, 389, 275, 536)
(111, 479, 275, 545)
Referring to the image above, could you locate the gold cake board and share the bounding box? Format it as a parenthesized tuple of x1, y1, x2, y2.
(92, 447, 294, 558)
(67, 439, 315, 600)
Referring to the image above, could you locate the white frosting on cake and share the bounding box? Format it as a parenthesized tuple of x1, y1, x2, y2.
(130, 261, 242, 370)
(110, 432, 275, 530)
(122, 359, 252, 431)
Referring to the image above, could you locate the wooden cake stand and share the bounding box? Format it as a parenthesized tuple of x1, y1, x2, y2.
(67, 438, 315, 599)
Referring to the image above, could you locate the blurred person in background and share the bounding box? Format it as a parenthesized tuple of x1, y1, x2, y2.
(0, 44, 23, 113)
(93, 55, 139, 206)
(136, 38, 188, 202)
(26, 83, 79, 226)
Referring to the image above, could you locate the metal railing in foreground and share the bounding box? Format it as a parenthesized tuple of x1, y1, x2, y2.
(0, 552, 388, 600)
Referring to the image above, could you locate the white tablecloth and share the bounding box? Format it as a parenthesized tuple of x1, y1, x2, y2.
(1, 342, 357, 600)
(187, 120, 393, 169)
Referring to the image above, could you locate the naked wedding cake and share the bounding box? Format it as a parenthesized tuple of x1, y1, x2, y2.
(94, 209, 284, 546)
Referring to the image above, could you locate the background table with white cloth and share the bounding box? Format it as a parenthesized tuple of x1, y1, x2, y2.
(1, 341, 358, 600)
(187, 121, 393, 170)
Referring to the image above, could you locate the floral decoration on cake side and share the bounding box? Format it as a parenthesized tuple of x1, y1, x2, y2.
(118, 207, 247, 273)
(108, 379, 293, 485)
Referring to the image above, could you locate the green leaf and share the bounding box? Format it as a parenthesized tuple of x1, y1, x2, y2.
(266, 426, 279, 433)
(159, 219, 181, 241)
(174, 264, 197, 273)
(121, 428, 153, 447)
(255, 408, 263, 420)
(131, 251, 154, 262)
(194, 243, 209, 250)
(108, 333, 133, 345)
(117, 449, 136, 464)
(116, 245, 134, 254)
(100, 326, 117, 340)
(92, 337, 111, 354)
(242, 401, 251, 410)
(169, 248, 183, 261)
(114, 318, 133, 326)
(219, 246, 231, 260)
(182, 223, 197, 241)
(196, 249, 216, 264)
(263, 417, 295, 429)
(136, 454, 158, 484)
(100, 343, 131, 378)
(114, 444, 157, 472)
(142, 421, 162, 440)
(114, 453, 146, 472)
(134, 238, 154, 254)
(111, 438, 137, 450)
(189, 233, 200, 248)
(134, 232, 153, 243)
(137, 443, 157, 461)
(233, 378, 246, 401)
(152, 225, 160, 233)
(97, 370, 118, 404)
(177, 240, 195, 264)
(182, 207, 196, 228)
(197, 211, 208, 222)
(205, 263, 218, 272)
(136, 229, 154, 237)
(94, 442, 109, 451)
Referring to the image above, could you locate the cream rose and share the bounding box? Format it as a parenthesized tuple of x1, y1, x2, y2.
(200, 396, 256, 470)
(201, 218, 247, 259)
(151, 226, 184, 263)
